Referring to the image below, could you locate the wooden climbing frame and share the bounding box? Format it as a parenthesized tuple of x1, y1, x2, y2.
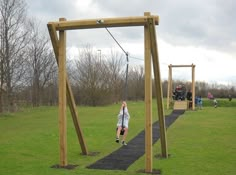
(47, 12, 166, 173)
(167, 64, 196, 110)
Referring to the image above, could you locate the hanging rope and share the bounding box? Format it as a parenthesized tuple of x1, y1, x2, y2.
(105, 28, 127, 55)
(96, 20, 131, 136)
(124, 52, 129, 101)
(104, 27, 129, 101)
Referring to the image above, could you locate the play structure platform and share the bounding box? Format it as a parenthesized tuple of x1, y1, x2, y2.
(173, 101, 188, 110)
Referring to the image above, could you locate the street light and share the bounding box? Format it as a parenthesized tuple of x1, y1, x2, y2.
(97, 49, 101, 60)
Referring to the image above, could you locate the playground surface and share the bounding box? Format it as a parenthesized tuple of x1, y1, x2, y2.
(87, 110, 185, 170)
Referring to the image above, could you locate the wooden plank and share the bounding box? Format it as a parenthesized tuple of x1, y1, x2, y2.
(148, 18, 168, 158)
(144, 12, 153, 173)
(48, 15, 159, 31)
(47, 23, 88, 155)
(58, 18, 67, 166)
(169, 64, 194, 68)
(174, 101, 187, 110)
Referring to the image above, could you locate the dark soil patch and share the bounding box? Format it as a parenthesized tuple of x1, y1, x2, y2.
(51, 164, 78, 170)
(137, 169, 161, 174)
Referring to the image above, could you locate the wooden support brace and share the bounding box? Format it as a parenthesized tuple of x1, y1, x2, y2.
(147, 18, 168, 158)
(47, 23, 88, 156)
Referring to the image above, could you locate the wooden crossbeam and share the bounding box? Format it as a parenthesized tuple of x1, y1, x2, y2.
(48, 16, 159, 31)
(169, 64, 195, 68)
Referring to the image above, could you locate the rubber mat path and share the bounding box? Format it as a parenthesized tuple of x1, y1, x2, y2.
(87, 110, 185, 170)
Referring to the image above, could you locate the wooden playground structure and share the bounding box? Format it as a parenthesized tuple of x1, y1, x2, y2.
(167, 64, 196, 110)
(47, 12, 167, 173)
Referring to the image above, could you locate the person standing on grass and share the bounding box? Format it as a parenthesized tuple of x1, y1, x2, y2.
(198, 96, 203, 109)
(195, 96, 199, 108)
(116, 101, 130, 146)
(213, 98, 218, 108)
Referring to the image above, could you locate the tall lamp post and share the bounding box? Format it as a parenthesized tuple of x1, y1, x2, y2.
(97, 49, 101, 60)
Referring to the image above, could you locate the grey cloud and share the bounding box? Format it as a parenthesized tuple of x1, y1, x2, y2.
(26, 0, 82, 20)
(26, 0, 236, 55)
(156, 0, 236, 53)
(91, 0, 236, 54)
(23, 0, 236, 83)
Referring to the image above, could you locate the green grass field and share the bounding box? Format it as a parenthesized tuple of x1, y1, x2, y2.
(0, 100, 235, 175)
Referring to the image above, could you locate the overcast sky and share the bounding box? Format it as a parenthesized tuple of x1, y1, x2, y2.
(26, 0, 236, 86)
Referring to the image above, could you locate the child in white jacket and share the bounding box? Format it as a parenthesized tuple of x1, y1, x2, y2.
(116, 101, 130, 145)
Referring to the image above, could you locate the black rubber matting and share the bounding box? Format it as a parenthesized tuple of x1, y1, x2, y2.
(87, 110, 185, 170)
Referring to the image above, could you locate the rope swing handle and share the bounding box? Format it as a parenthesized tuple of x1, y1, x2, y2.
(122, 106, 125, 129)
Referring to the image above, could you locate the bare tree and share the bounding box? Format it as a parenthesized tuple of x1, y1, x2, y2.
(73, 46, 107, 106)
(25, 19, 57, 106)
(128, 65, 145, 101)
(106, 50, 124, 103)
(0, 0, 28, 111)
(71, 46, 126, 106)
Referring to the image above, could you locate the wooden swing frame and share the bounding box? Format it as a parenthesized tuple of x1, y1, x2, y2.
(166, 64, 196, 110)
(47, 12, 167, 173)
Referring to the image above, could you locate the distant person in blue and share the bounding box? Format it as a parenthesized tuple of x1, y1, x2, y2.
(195, 96, 199, 108)
(198, 96, 203, 109)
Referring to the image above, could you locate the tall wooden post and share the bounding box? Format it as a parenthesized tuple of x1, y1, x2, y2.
(148, 17, 168, 158)
(167, 66, 170, 110)
(167, 65, 172, 109)
(58, 18, 67, 166)
(169, 65, 173, 108)
(144, 12, 153, 173)
(192, 64, 196, 110)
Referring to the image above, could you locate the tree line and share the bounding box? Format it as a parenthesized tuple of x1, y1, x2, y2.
(0, 0, 235, 112)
